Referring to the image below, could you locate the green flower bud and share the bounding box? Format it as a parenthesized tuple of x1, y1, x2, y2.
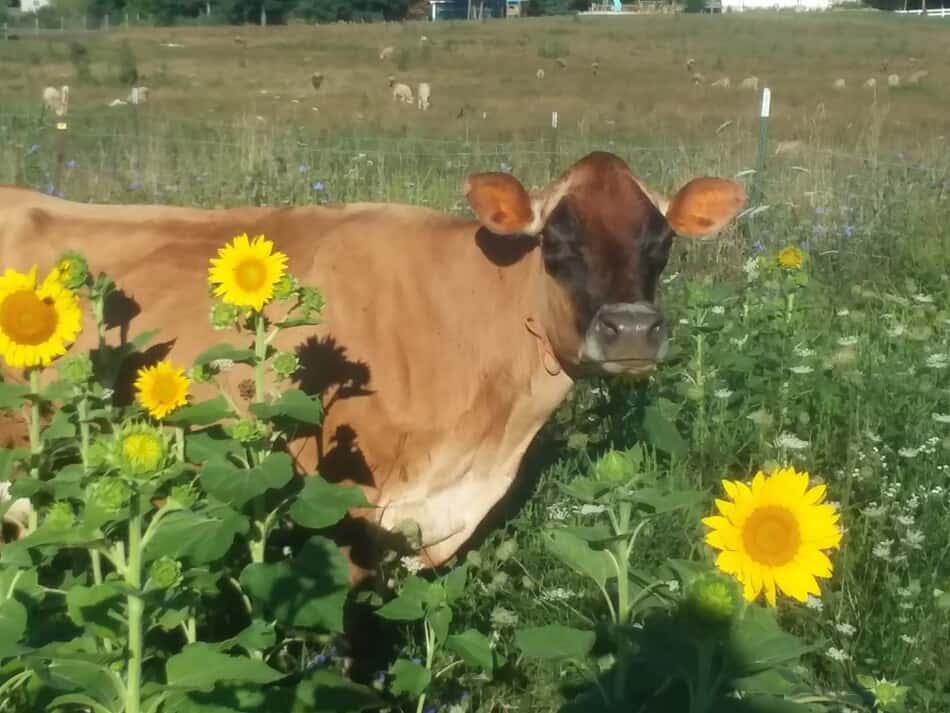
(226, 419, 266, 444)
(298, 286, 325, 320)
(271, 351, 300, 379)
(58, 353, 94, 386)
(856, 676, 909, 711)
(495, 539, 518, 562)
(273, 274, 299, 302)
(45, 501, 76, 529)
(210, 301, 242, 330)
(595, 450, 631, 483)
(168, 484, 198, 509)
(86, 438, 111, 469)
(55, 251, 90, 290)
(148, 556, 182, 589)
(89, 477, 130, 512)
(682, 571, 742, 628)
(189, 363, 216, 384)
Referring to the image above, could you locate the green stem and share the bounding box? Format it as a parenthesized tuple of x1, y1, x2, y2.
(612, 503, 632, 625)
(125, 491, 144, 713)
(253, 313, 267, 405)
(174, 427, 185, 462)
(26, 369, 42, 532)
(415, 620, 435, 713)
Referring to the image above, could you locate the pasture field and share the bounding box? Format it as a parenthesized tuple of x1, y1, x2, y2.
(1, 11, 950, 713)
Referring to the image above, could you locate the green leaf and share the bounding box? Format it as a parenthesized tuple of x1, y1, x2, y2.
(193, 344, 256, 367)
(388, 658, 431, 698)
(166, 642, 285, 693)
(288, 476, 370, 530)
(0, 448, 28, 481)
(375, 591, 426, 622)
(200, 452, 294, 510)
(35, 658, 123, 708)
(185, 427, 241, 465)
(44, 408, 76, 440)
(0, 566, 43, 606)
(727, 606, 815, 677)
(235, 619, 277, 653)
(560, 477, 613, 503)
(144, 503, 249, 566)
(627, 487, 708, 514)
(66, 583, 125, 641)
(294, 670, 385, 713)
(515, 625, 595, 660)
(250, 389, 323, 426)
(240, 536, 350, 633)
(643, 404, 687, 457)
(0, 383, 29, 410)
(0, 598, 27, 658)
(443, 565, 468, 603)
(165, 395, 234, 427)
(428, 605, 453, 647)
(446, 630, 494, 675)
(544, 529, 614, 588)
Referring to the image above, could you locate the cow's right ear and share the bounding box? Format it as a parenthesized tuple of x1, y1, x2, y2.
(464, 172, 546, 236)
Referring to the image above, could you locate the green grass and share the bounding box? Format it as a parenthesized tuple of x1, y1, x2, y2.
(1, 13, 950, 713)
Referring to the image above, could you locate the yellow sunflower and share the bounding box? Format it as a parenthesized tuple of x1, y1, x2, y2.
(116, 423, 167, 477)
(702, 466, 842, 607)
(0, 265, 82, 369)
(777, 247, 804, 270)
(208, 233, 288, 312)
(134, 361, 191, 419)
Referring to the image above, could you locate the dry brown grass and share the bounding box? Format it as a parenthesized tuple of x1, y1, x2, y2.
(0, 12, 948, 153)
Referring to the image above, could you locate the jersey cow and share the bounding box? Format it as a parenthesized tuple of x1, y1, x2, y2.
(0, 151, 745, 580)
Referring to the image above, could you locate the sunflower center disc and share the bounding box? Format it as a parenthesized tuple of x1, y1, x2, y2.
(235, 260, 267, 292)
(742, 505, 801, 567)
(0, 290, 58, 346)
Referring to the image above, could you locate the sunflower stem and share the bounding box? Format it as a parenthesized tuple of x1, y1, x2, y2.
(26, 369, 42, 532)
(124, 490, 145, 713)
(174, 427, 185, 462)
(253, 313, 267, 405)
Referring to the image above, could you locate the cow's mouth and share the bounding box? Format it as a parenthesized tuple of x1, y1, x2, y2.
(578, 301, 669, 375)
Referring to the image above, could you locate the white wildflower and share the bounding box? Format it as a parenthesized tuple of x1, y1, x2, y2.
(898, 447, 920, 459)
(401, 556, 425, 574)
(862, 503, 886, 518)
(678, 318, 688, 326)
(540, 587, 577, 602)
(902, 529, 925, 549)
(661, 271, 680, 284)
(576, 504, 607, 516)
(836, 622, 857, 637)
(793, 344, 816, 358)
(711, 305, 725, 315)
(805, 595, 824, 611)
(731, 334, 749, 348)
(665, 579, 680, 593)
(886, 324, 907, 338)
(836, 309, 850, 317)
(789, 365, 814, 375)
(714, 388, 733, 400)
(896, 514, 915, 527)
(872, 540, 893, 560)
(837, 336, 859, 347)
(489, 606, 519, 628)
(774, 432, 810, 450)
(900, 634, 916, 644)
(547, 504, 569, 521)
(897, 586, 914, 598)
(912, 293, 934, 304)
(742, 257, 760, 277)
(826, 647, 851, 662)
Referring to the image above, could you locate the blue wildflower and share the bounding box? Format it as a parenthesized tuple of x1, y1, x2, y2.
(373, 670, 387, 684)
(752, 240, 764, 253)
(423, 706, 436, 713)
(312, 180, 325, 192)
(66, 159, 78, 168)
(411, 657, 422, 665)
(298, 164, 308, 174)
(306, 653, 327, 669)
(28, 144, 39, 155)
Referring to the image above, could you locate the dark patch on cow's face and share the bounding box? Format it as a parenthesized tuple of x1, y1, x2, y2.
(539, 153, 672, 376)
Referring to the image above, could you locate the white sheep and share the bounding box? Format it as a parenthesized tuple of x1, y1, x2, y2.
(832, 78, 846, 90)
(388, 76, 414, 104)
(711, 77, 731, 89)
(42, 85, 69, 116)
(127, 86, 149, 105)
(692, 72, 705, 86)
(908, 69, 928, 84)
(739, 76, 759, 91)
(887, 73, 900, 88)
(379, 46, 394, 61)
(863, 77, 877, 89)
(536, 68, 545, 80)
(417, 82, 431, 111)
(0, 481, 32, 545)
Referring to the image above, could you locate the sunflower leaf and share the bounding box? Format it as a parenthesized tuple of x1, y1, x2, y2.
(193, 344, 256, 367)
(165, 396, 234, 427)
(0, 383, 29, 410)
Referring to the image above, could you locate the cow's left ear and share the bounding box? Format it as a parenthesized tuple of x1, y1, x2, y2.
(464, 172, 543, 236)
(663, 177, 747, 239)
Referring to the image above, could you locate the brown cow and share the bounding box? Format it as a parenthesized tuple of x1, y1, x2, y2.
(0, 152, 745, 580)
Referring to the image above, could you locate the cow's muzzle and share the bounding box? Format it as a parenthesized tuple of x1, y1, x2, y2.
(580, 301, 669, 375)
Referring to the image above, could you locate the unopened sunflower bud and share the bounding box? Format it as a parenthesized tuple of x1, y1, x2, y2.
(114, 424, 167, 479)
(273, 274, 299, 302)
(89, 477, 130, 512)
(210, 301, 242, 330)
(683, 571, 742, 627)
(271, 351, 300, 379)
(226, 419, 266, 443)
(55, 251, 89, 290)
(168, 484, 198, 509)
(189, 363, 215, 384)
(45, 501, 76, 529)
(148, 556, 182, 589)
(299, 286, 325, 319)
(59, 353, 94, 385)
(594, 450, 630, 483)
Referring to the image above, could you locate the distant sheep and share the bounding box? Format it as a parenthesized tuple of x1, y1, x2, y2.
(686, 57, 696, 72)
(536, 68, 545, 80)
(692, 72, 705, 85)
(379, 46, 394, 61)
(42, 85, 69, 116)
(887, 73, 900, 88)
(555, 58, 567, 69)
(832, 78, 846, 90)
(417, 82, 431, 111)
(591, 60, 600, 76)
(711, 77, 731, 89)
(908, 69, 929, 84)
(311, 72, 324, 91)
(127, 86, 149, 105)
(388, 76, 414, 104)
(863, 77, 877, 89)
(739, 76, 759, 91)
(774, 140, 804, 157)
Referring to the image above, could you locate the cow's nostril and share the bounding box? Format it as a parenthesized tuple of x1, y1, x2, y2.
(599, 314, 622, 337)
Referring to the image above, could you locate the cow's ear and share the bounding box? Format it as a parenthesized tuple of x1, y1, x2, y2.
(464, 172, 543, 236)
(664, 177, 747, 239)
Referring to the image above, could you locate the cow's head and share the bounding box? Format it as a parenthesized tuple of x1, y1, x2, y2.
(464, 151, 746, 377)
